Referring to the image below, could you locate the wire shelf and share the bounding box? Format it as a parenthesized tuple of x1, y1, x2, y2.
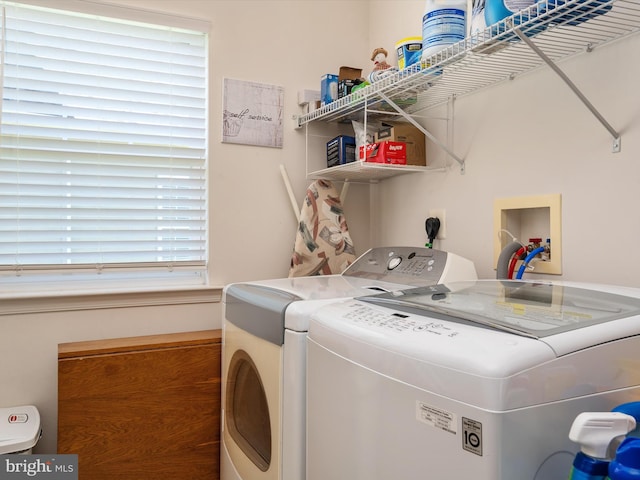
(306, 161, 442, 182)
(297, 0, 640, 127)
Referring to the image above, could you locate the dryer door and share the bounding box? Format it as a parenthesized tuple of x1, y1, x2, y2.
(222, 320, 282, 480)
(226, 348, 271, 471)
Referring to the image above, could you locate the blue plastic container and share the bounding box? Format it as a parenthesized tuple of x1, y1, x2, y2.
(613, 402, 640, 437)
(484, 0, 536, 26)
(484, 0, 546, 39)
(396, 37, 422, 70)
(609, 438, 640, 480)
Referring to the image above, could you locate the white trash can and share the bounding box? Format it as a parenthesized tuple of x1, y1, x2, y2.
(0, 405, 42, 454)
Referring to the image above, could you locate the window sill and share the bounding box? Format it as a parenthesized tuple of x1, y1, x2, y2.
(0, 285, 223, 316)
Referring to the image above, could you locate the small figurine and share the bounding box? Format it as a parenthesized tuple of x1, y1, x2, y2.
(368, 47, 397, 83)
(371, 47, 392, 71)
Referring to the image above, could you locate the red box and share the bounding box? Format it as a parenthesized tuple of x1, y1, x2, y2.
(359, 141, 407, 164)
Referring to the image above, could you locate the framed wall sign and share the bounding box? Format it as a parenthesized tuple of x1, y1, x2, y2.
(222, 78, 284, 148)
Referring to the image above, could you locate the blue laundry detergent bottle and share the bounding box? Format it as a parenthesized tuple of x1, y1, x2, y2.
(606, 402, 640, 479)
(613, 402, 640, 438)
(568, 412, 637, 480)
(484, 0, 533, 25)
(609, 437, 640, 480)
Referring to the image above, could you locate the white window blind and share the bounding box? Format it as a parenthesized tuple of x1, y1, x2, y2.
(0, 2, 208, 289)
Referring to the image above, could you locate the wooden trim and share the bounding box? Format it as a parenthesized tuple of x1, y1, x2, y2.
(58, 329, 222, 359)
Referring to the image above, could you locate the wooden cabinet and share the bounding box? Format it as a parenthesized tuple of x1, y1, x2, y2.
(58, 330, 222, 480)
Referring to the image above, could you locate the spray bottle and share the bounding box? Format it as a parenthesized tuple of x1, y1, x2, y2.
(568, 412, 636, 480)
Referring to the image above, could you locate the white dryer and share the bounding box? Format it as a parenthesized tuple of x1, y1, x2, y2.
(306, 280, 640, 480)
(221, 247, 477, 480)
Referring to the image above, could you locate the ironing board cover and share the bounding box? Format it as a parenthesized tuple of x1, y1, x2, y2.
(289, 180, 356, 277)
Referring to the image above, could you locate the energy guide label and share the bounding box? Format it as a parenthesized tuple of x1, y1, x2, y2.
(416, 401, 456, 434)
(462, 417, 483, 456)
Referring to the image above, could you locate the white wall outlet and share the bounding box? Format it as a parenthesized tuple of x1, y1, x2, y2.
(428, 209, 446, 240)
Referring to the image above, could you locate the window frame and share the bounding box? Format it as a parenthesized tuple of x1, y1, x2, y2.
(0, 0, 211, 296)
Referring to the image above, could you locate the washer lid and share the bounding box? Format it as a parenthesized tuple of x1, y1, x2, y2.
(360, 280, 640, 353)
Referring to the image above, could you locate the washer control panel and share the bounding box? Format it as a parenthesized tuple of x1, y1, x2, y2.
(341, 303, 460, 337)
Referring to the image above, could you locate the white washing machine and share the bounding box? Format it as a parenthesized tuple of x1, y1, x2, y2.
(221, 247, 477, 480)
(306, 280, 640, 480)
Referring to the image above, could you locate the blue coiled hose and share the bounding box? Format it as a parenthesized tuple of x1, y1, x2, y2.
(515, 246, 546, 280)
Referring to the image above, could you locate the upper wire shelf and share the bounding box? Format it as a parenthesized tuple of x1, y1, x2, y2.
(296, 0, 640, 127)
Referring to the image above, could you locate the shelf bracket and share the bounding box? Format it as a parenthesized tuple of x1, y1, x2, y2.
(514, 28, 621, 153)
(378, 92, 466, 173)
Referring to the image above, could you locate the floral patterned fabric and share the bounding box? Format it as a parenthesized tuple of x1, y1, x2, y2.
(289, 180, 356, 277)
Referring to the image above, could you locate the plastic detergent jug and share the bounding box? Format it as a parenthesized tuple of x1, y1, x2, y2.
(607, 403, 640, 480)
(609, 437, 640, 480)
(568, 412, 636, 480)
(612, 402, 640, 438)
(421, 0, 466, 61)
(484, 0, 536, 26)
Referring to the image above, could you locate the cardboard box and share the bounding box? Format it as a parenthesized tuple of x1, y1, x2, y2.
(359, 141, 407, 165)
(321, 74, 338, 106)
(337, 67, 363, 98)
(338, 66, 362, 81)
(327, 135, 356, 167)
(375, 123, 426, 166)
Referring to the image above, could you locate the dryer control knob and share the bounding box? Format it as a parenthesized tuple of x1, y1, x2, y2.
(387, 256, 402, 270)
